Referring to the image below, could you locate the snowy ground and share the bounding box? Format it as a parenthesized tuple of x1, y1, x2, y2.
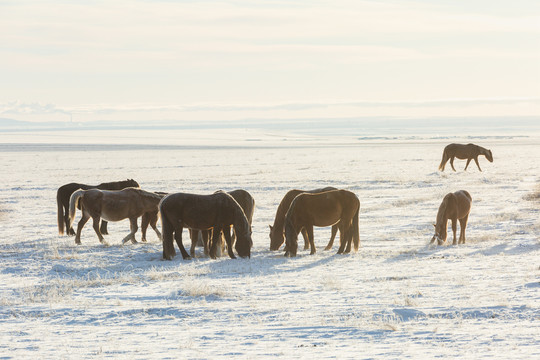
(0, 127, 539, 359)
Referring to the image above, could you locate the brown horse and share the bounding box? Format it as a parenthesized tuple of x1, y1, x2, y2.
(269, 187, 339, 251)
(57, 179, 139, 236)
(159, 191, 252, 260)
(68, 187, 162, 245)
(189, 189, 255, 257)
(439, 143, 493, 172)
(284, 189, 360, 257)
(431, 190, 472, 245)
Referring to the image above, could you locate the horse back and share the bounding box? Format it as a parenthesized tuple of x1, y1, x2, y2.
(445, 143, 484, 159)
(160, 192, 227, 230)
(290, 189, 357, 226)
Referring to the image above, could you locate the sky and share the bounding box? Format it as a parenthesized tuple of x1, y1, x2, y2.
(0, 0, 539, 123)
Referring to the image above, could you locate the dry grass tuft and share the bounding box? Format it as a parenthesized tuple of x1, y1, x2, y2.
(523, 184, 540, 202)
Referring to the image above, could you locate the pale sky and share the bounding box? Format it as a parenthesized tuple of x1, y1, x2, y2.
(1, 0, 539, 123)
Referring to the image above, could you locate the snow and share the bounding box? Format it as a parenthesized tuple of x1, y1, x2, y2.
(0, 125, 539, 359)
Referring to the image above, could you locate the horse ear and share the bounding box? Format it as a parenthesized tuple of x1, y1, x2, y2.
(269, 225, 273, 231)
(433, 223, 436, 228)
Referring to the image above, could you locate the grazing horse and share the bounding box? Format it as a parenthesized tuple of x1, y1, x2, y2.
(160, 191, 252, 260)
(269, 187, 339, 251)
(57, 179, 139, 236)
(439, 143, 493, 172)
(189, 189, 255, 257)
(68, 187, 162, 245)
(431, 190, 472, 245)
(284, 190, 360, 257)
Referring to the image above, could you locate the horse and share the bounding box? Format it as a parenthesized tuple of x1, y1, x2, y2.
(159, 191, 252, 260)
(140, 191, 168, 242)
(438, 143, 493, 172)
(68, 187, 162, 245)
(189, 189, 255, 257)
(284, 189, 360, 257)
(57, 179, 139, 236)
(430, 190, 472, 245)
(269, 187, 339, 251)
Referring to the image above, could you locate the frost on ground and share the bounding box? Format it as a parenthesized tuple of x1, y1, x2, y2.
(0, 130, 539, 359)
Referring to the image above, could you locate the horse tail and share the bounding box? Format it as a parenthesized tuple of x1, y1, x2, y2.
(438, 148, 448, 171)
(68, 189, 85, 230)
(352, 203, 360, 251)
(57, 190, 64, 235)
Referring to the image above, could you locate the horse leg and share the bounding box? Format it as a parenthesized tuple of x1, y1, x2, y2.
(450, 157, 456, 171)
(464, 158, 472, 171)
(209, 227, 224, 259)
(189, 229, 197, 257)
(324, 225, 338, 250)
(222, 227, 236, 259)
(100, 220, 109, 235)
(205, 230, 213, 256)
(121, 217, 138, 244)
(474, 157, 482, 171)
(301, 228, 310, 250)
(451, 218, 457, 245)
(174, 226, 191, 260)
(459, 216, 468, 244)
(343, 226, 353, 254)
(91, 216, 107, 245)
(75, 211, 90, 244)
(151, 215, 161, 241)
(305, 226, 316, 255)
(141, 213, 150, 242)
(337, 228, 347, 254)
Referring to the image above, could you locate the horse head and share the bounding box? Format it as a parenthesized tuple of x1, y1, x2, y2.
(127, 179, 140, 188)
(486, 149, 493, 162)
(235, 229, 252, 258)
(431, 224, 446, 245)
(269, 225, 285, 250)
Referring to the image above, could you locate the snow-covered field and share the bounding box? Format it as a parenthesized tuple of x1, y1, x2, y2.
(0, 126, 539, 359)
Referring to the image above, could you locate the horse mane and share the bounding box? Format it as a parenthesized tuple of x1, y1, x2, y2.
(227, 193, 249, 229)
(284, 194, 301, 227)
(436, 195, 451, 226)
(132, 188, 163, 202)
(274, 190, 300, 225)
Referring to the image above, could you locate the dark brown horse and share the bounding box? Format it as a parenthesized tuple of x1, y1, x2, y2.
(269, 187, 339, 251)
(284, 190, 360, 257)
(160, 191, 252, 260)
(431, 190, 472, 245)
(439, 143, 493, 172)
(68, 187, 162, 245)
(57, 179, 139, 236)
(189, 189, 255, 257)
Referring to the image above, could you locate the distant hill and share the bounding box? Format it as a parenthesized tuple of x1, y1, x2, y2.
(0, 118, 29, 127)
